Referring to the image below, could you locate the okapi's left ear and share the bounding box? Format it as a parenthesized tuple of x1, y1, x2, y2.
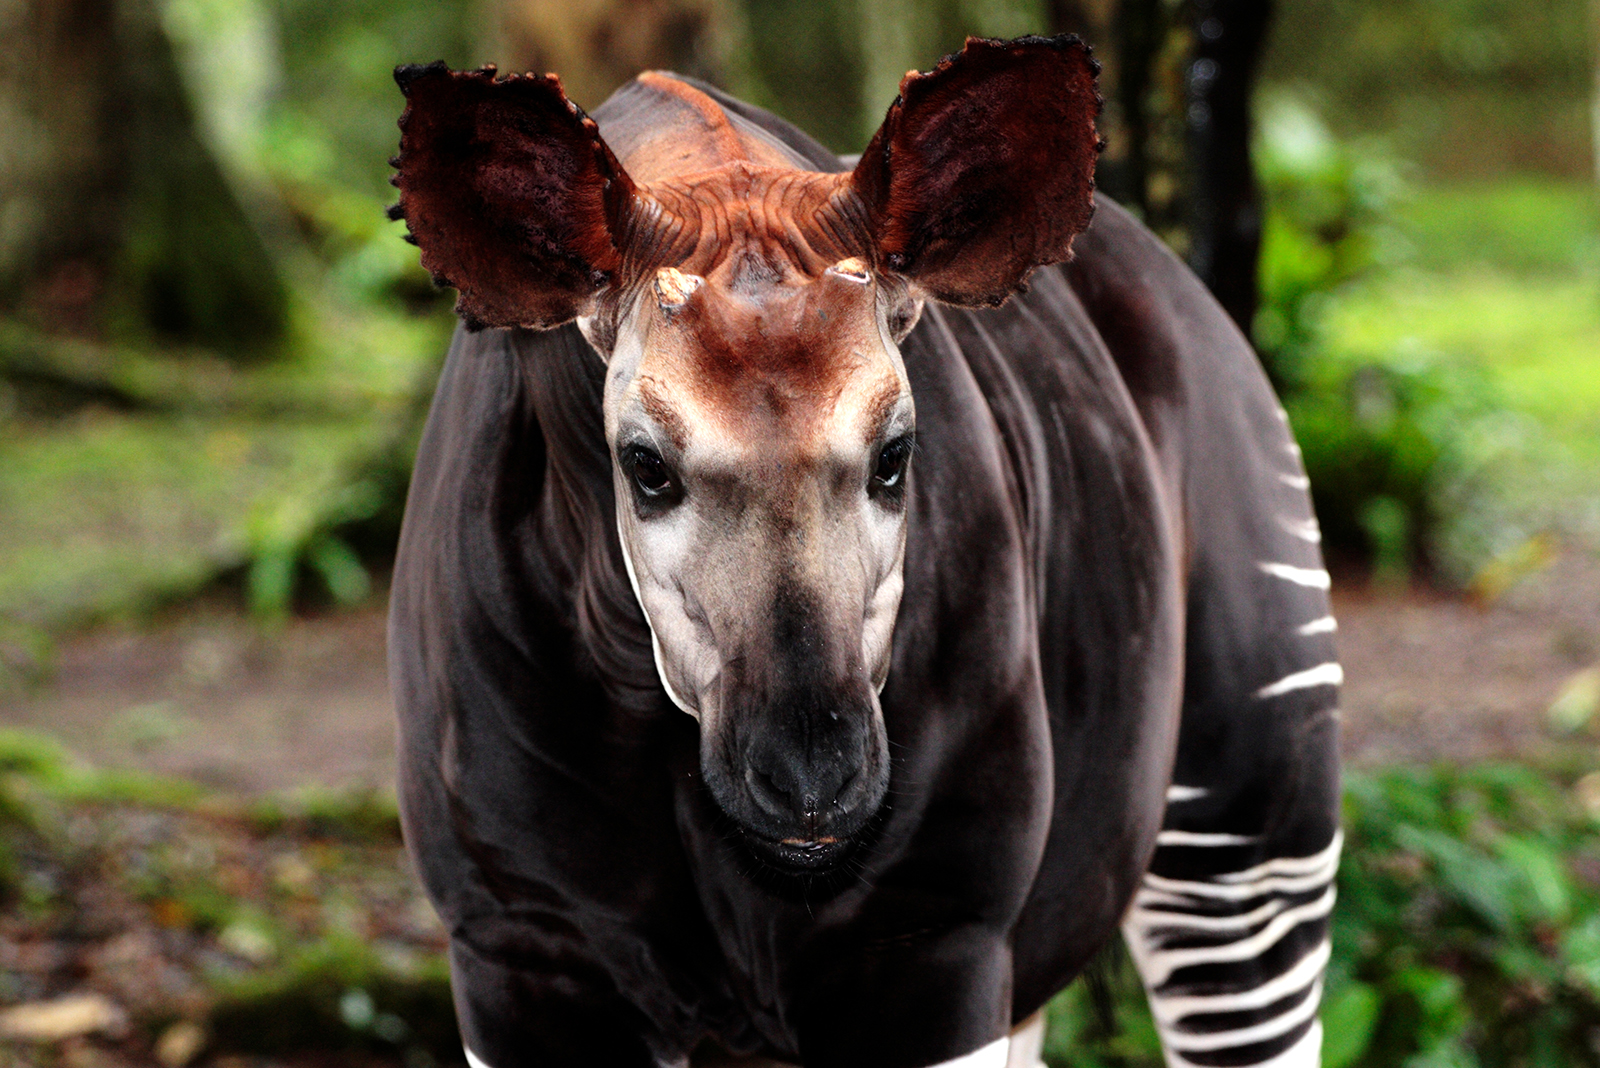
(389, 62, 640, 330)
(852, 35, 1102, 307)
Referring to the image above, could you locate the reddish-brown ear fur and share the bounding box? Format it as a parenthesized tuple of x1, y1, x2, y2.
(852, 35, 1103, 307)
(390, 62, 636, 330)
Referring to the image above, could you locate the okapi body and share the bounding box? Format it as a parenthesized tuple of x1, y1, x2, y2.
(387, 36, 1342, 1068)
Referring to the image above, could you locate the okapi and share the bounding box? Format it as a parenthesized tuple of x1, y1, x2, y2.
(387, 34, 1342, 1068)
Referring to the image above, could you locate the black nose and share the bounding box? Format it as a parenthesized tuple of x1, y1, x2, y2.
(743, 740, 869, 837)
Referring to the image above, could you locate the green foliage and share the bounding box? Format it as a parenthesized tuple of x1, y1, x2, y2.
(1043, 763, 1600, 1067)
(1287, 353, 1501, 581)
(1253, 95, 1403, 393)
(1252, 97, 1600, 582)
(1333, 764, 1600, 1067)
(1253, 96, 1484, 577)
(1264, 0, 1593, 178)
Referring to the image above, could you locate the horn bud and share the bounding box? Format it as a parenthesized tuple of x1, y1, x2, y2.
(654, 267, 704, 311)
(825, 257, 872, 284)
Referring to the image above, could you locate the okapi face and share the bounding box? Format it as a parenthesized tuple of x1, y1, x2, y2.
(391, 35, 1102, 871)
(599, 255, 918, 867)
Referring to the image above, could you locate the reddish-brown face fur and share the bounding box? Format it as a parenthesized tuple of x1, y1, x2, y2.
(597, 76, 902, 485)
(636, 255, 893, 446)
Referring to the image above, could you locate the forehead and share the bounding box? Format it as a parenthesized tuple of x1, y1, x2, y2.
(626, 258, 907, 451)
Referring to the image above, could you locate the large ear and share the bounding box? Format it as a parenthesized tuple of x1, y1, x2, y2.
(851, 35, 1103, 307)
(390, 62, 640, 330)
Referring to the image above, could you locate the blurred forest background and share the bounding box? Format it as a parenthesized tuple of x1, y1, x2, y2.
(1, 0, 1599, 1066)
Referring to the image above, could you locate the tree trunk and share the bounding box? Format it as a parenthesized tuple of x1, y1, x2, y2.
(1184, 0, 1273, 334)
(492, 0, 723, 112)
(0, 0, 287, 355)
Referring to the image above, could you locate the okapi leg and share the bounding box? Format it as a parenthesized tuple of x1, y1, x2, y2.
(1122, 417, 1343, 1068)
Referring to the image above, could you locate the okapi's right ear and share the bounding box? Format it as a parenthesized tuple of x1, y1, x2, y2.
(390, 62, 637, 331)
(851, 35, 1103, 308)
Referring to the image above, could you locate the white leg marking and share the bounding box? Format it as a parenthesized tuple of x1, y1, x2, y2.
(1156, 830, 1261, 847)
(1296, 615, 1338, 636)
(1148, 940, 1331, 1024)
(1285, 440, 1302, 458)
(1163, 978, 1323, 1052)
(1257, 562, 1331, 589)
(1277, 473, 1311, 489)
(1166, 784, 1209, 803)
(1163, 1019, 1324, 1068)
(1138, 831, 1342, 904)
(1127, 835, 1340, 1068)
(1126, 886, 1335, 986)
(1256, 662, 1344, 699)
(1214, 831, 1344, 884)
(1277, 516, 1322, 543)
(927, 1034, 1010, 1068)
(1005, 1013, 1046, 1068)
(1131, 893, 1292, 935)
(1164, 1016, 1324, 1068)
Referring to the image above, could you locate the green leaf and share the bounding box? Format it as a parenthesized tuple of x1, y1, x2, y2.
(308, 534, 370, 606)
(1322, 981, 1381, 1068)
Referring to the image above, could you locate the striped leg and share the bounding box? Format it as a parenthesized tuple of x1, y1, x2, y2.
(1123, 821, 1340, 1068)
(1124, 417, 1343, 1068)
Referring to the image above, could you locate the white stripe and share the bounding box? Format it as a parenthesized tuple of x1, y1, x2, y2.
(1274, 407, 1289, 422)
(1285, 440, 1302, 457)
(1277, 516, 1321, 543)
(1166, 785, 1209, 803)
(1137, 834, 1341, 906)
(1163, 979, 1323, 1053)
(1256, 662, 1343, 699)
(1129, 887, 1335, 986)
(1296, 615, 1338, 636)
(1164, 1018, 1323, 1068)
(1157, 830, 1260, 847)
(1128, 893, 1289, 936)
(1277, 473, 1310, 489)
(1257, 562, 1330, 588)
(1137, 870, 1328, 907)
(1215, 832, 1343, 884)
(1147, 940, 1331, 1025)
(465, 1048, 493, 1068)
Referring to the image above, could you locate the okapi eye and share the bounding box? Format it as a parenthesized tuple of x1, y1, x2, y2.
(872, 435, 914, 495)
(625, 446, 676, 501)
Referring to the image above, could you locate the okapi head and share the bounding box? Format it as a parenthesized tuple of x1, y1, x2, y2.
(392, 35, 1101, 871)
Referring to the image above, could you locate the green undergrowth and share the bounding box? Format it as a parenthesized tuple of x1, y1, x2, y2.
(1044, 759, 1600, 1068)
(0, 729, 460, 1066)
(0, 293, 448, 656)
(5, 730, 1600, 1067)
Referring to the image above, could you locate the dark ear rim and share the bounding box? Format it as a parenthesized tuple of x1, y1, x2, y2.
(388, 62, 643, 331)
(852, 34, 1105, 308)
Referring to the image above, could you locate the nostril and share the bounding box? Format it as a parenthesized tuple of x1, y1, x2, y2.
(744, 766, 791, 820)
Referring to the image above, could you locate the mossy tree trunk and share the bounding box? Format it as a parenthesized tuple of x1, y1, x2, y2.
(0, 0, 287, 357)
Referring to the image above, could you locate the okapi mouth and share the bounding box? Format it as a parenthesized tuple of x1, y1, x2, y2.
(749, 833, 852, 873)
(702, 702, 892, 878)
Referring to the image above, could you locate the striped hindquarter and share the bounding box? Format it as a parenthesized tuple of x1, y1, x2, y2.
(1124, 408, 1342, 1068)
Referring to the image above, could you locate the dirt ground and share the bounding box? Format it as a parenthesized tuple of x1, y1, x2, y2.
(3, 552, 1599, 793)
